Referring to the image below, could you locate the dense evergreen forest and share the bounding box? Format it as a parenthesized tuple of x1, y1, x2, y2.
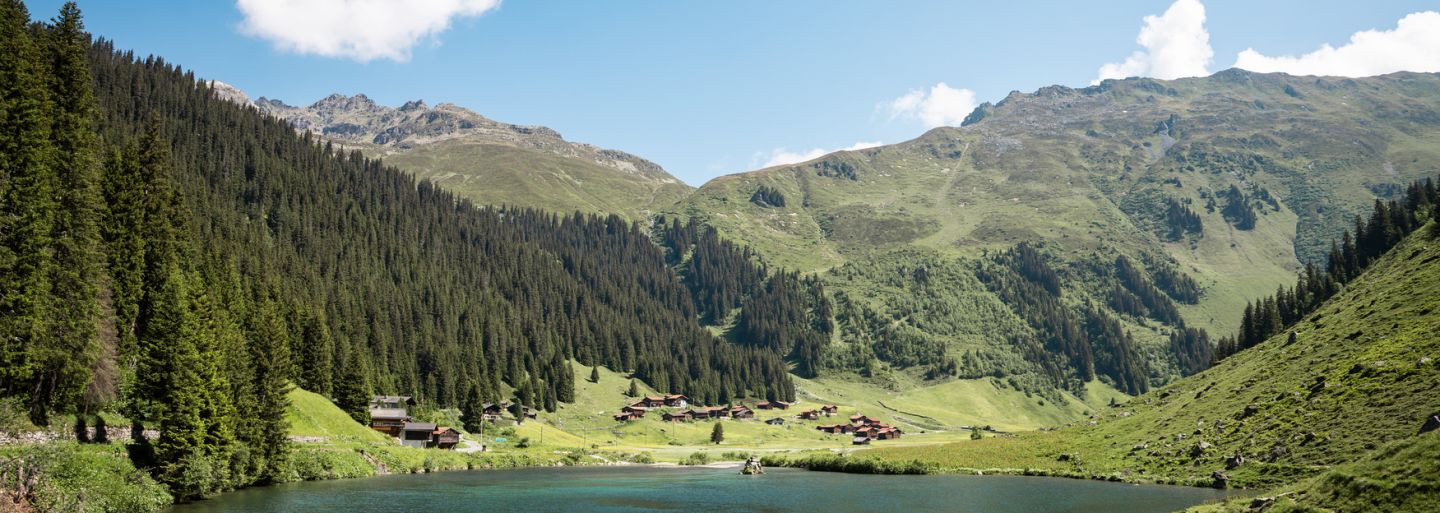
(0, 2, 792, 498)
(656, 218, 832, 379)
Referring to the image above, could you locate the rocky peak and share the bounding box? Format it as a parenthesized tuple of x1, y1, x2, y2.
(399, 99, 428, 112)
(207, 80, 253, 107)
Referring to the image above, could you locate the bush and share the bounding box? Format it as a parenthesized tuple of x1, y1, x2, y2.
(680, 452, 712, 466)
(1, 443, 172, 513)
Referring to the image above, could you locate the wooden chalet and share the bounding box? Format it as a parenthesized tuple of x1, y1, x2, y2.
(368, 407, 410, 437)
(729, 405, 755, 419)
(798, 410, 821, 420)
(432, 427, 462, 449)
(772, 401, 792, 410)
(480, 402, 506, 421)
(370, 395, 416, 409)
(401, 422, 438, 448)
(816, 424, 853, 434)
(852, 436, 871, 445)
(854, 426, 876, 439)
(663, 394, 690, 408)
(614, 411, 643, 422)
(756, 401, 774, 410)
(876, 427, 902, 440)
(849, 414, 871, 424)
(636, 396, 668, 408)
(765, 417, 785, 426)
(662, 411, 690, 422)
(688, 408, 715, 420)
(820, 405, 839, 416)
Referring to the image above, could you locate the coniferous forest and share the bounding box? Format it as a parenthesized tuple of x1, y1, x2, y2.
(0, 2, 792, 497)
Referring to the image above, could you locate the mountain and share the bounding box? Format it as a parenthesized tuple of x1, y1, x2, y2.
(244, 91, 691, 219)
(670, 70, 1440, 402)
(865, 217, 1440, 511)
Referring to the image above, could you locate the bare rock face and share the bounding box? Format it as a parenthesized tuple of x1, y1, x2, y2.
(1421, 414, 1440, 435)
(250, 92, 674, 181)
(207, 80, 253, 107)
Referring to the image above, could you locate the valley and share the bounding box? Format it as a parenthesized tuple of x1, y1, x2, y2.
(2, 2, 1439, 512)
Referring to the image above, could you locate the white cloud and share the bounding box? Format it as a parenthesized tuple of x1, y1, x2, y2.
(757, 141, 882, 168)
(236, 0, 501, 63)
(883, 82, 977, 129)
(1093, 0, 1212, 85)
(1234, 11, 1440, 77)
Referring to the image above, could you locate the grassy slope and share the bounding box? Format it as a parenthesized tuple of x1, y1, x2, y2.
(669, 71, 1440, 399)
(862, 224, 1440, 502)
(374, 139, 692, 220)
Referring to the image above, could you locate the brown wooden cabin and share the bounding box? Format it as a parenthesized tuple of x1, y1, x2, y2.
(621, 405, 649, 414)
(401, 422, 437, 448)
(755, 401, 773, 410)
(663, 394, 690, 408)
(614, 411, 642, 422)
(370, 395, 416, 409)
(771, 401, 792, 410)
(849, 414, 870, 425)
(798, 410, 821, 420)
(637, 396, 668, 408)
(816, 424, 852, 434)
(820, 405, 839, 416)
(730, 406, 755, 419)
(852, 436, 871, 445)
(523, 407, 539, 420)
(709, 406, 730, 418)
(481, 402, 506, 421)
(854, 426, 876, 439)
(765, 417, 785, 426)
(368, 407, 410, 437)
(432, 427, 462, 449)
(662, 411, 690, 422)
(688, 409, 714, 420)
(876, 427, 902, 440)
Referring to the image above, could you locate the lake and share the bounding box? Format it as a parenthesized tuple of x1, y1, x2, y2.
(170, 465, 1235, 513)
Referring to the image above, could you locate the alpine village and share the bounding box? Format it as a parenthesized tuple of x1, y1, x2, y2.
(2, 1, 1440, 512)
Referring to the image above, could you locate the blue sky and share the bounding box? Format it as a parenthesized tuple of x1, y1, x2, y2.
(23, 1, 1440, 185)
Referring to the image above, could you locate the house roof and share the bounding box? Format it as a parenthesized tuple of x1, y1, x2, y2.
(369, 407, 409, 420)
(664, 394, 689, 400)
(403, 422, 437, 432)
(644, 396, 667, 402)
(433, 426, 460, 434)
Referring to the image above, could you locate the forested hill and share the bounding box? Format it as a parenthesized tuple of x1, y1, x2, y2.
(0, 2, 789, 497)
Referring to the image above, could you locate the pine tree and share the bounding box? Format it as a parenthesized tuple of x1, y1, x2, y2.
(460, 381, 485, 434)
(589, 364, 600, 383)
(298, 308, 334, 396)
(40, 1, 104, 420)
(247, 300, 292, 482)
(333, 349, 371, 425)
(0, 0, 59, 426)
(710, 422, 724, 444)
(627, 378, 639, 397)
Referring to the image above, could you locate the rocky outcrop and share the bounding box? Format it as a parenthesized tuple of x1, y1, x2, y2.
(251, 92, 677, 182)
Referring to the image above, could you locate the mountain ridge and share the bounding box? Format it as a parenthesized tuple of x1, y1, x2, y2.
(215, 83, 692, 219)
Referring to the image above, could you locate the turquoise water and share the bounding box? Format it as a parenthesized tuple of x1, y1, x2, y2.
(170, 466, 1235, 513)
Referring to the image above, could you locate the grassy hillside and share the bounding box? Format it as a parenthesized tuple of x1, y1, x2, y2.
(378, 139, 692, 220)
(859, 223, 1440, 501)
(670, 70, 1440, 405)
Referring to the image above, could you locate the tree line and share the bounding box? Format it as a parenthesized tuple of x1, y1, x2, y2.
(1214, 176, 1439, 360)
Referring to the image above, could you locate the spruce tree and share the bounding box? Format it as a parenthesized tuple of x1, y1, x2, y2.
(0, 0, 59, 426)
(333, 350, 371, 426)
(299, 309, 334, 396)
(627, 378, 639, 397)
(41, 1, 104, 419)
(461, 381, 485, 434)
(589, 364, 600, 383)
(710, 422, 724, 444)
(247, 300, 292, 482)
